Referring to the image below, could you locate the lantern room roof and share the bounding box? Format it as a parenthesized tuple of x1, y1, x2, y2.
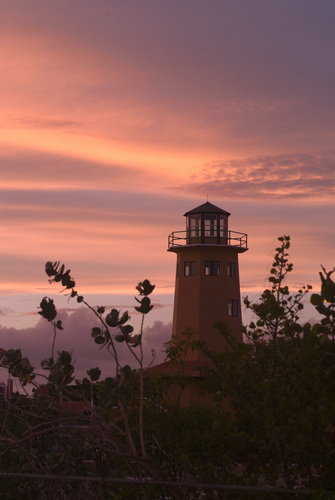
(183, 202, 230, 217)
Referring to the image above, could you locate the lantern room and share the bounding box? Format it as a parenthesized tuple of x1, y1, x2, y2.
(168, 201, 247, 250)
(185, 202, 230, 245)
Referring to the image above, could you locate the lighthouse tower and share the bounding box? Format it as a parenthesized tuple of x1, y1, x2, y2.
(168, 202, 248, 361)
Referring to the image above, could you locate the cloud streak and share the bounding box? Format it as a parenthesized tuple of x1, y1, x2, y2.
(182, 152, 335, 200)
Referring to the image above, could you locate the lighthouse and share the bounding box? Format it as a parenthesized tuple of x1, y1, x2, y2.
(168, 202, 248, 361)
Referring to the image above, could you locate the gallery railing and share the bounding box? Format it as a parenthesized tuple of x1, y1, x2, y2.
(168, 230, 248, 249)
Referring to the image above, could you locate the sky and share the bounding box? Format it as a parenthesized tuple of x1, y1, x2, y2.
(1, 0, 335, 385)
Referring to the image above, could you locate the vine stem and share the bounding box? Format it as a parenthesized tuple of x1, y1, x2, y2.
(139, 312, 147, 458)
(51, 322, 57, 360)
(82, 299, 120, 376)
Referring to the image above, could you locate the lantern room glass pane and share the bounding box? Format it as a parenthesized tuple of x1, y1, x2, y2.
(219, 215, 227, 237)
(204, 215, 217, 236)
(189, 215, 201, 237)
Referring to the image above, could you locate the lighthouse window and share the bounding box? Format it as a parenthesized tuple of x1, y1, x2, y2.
(219, 215, 228, 237)
(204, 215, 217, 236)
(205, 261, 220, 276)
(189, 215, 201, 237)
(227, 262, 236, 277)
(228, 299, 239, 317)
(184, 261, 196, 276)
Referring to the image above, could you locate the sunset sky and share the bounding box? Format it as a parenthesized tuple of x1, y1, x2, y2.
(1, 1, 335, 383)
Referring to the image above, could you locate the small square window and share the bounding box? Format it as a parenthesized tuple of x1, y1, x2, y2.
(205, 261, 220, 276)
(228, 299, 239, 317)
(184, 261, 196, 276)
(227, 262, 237, 277)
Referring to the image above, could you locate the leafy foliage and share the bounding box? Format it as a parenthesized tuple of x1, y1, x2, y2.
(0, 348, 35, 386)
(0, 264, 170, 498)
(1, 242, 335, 498)
(243, 235, 312, 372)
(174, 237, 335, 493)
(310, 265, 335, 334)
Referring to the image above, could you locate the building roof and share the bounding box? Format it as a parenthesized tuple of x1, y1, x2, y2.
(184, 202, 231, 217)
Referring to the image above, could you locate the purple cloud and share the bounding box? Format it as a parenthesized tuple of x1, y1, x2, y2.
(0, 307, 171, 389)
